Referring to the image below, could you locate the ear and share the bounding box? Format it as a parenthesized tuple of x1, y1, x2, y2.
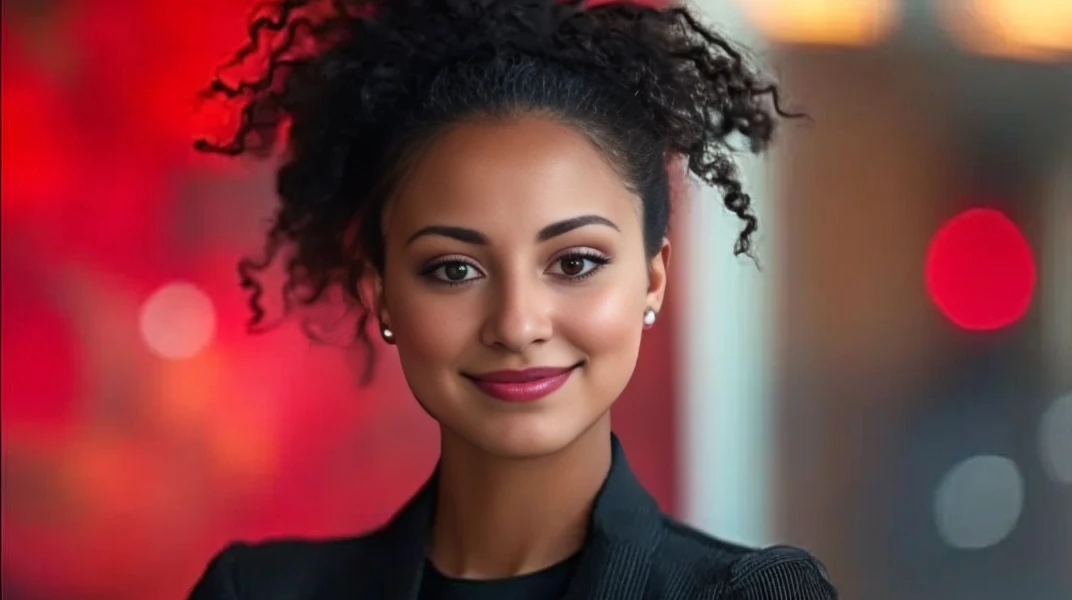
(645, 237, 671, 313)
(370, 264, 390, 328)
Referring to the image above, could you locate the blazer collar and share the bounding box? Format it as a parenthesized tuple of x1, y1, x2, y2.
(358, 433, 664, 600)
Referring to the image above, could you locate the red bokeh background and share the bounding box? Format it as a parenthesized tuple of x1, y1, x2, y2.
(0, 2, 677, 598)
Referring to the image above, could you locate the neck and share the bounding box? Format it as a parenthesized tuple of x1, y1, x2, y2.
(427, 417, 612, 580)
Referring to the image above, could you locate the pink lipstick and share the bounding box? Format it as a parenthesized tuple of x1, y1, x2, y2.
(465, 365, 578, 402)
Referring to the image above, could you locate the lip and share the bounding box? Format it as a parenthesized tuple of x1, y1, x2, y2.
(464, 364, 580, 402)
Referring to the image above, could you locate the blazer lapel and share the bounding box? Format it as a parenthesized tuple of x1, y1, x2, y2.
(344, 472, 438, 600)
(561, 434, 665, 600)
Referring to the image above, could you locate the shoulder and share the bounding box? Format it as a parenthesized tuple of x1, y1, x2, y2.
(656, 514, 754, 571)
(719, 544, 837, 599)
(186, 533, 378, 600)
(655, 515, 838, 599)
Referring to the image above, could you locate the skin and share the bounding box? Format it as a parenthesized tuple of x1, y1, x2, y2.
(374, 115, 670, 579)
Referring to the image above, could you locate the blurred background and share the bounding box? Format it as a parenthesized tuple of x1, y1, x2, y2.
(1, 0, 1069, 598)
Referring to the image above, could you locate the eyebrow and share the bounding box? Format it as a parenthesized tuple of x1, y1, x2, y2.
(404, 214, 620, 247)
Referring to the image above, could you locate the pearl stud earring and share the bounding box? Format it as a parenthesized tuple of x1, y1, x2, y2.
(643, 307, 657, 329)
(380, 324, 395, 344)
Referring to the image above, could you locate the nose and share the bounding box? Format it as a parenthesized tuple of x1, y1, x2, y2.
(481, 270, 553, 353)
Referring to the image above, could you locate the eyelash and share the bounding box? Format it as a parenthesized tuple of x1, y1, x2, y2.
(420, 250, 612, 287)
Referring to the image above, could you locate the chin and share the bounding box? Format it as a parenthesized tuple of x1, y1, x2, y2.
(458, 416, 596, 460)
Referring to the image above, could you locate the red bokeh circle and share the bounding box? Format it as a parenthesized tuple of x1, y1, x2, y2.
(925, 207, 1036, 331)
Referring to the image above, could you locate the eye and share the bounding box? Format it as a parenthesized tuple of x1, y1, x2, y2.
(424, 259, 484, 285)
(548, 251, 611, 280)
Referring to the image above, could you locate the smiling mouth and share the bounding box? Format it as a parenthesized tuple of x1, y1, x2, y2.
(463, 362, 583, 402)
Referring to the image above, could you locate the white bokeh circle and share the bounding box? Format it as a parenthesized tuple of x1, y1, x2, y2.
(934, 454, 1024, 550)
(139, 282, 216, 360)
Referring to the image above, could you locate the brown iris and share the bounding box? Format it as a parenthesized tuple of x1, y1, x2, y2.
(560, 257, 584, 277)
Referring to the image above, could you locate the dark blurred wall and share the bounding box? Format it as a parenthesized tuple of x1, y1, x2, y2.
(772, 46, 1072, 600)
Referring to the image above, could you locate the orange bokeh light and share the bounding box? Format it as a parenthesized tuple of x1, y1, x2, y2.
(738, 0, 900, 46)
(939, 0, 1072, 61)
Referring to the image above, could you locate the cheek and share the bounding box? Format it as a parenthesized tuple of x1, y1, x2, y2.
(557, 276, 646, 360)
(385, 277, 475, 369)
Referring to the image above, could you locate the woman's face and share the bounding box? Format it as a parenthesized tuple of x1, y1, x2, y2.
(377, 116, 669, 459)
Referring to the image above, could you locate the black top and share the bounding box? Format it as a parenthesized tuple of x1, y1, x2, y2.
(188, 434, 837, 599)
(417, 553, 578, 600)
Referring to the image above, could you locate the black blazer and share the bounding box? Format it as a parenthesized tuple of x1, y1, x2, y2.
(189, 435, 837, 599)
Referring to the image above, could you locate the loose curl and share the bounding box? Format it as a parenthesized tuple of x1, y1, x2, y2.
(196, 0, 799, 381)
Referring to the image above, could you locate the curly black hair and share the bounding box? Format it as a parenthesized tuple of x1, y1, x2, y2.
(196, 0, 797, 380)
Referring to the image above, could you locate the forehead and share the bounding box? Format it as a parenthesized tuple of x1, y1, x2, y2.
(384, 116, 641, 238)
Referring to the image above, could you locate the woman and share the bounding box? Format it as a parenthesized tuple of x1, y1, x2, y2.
(189, 0, 836, 598)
